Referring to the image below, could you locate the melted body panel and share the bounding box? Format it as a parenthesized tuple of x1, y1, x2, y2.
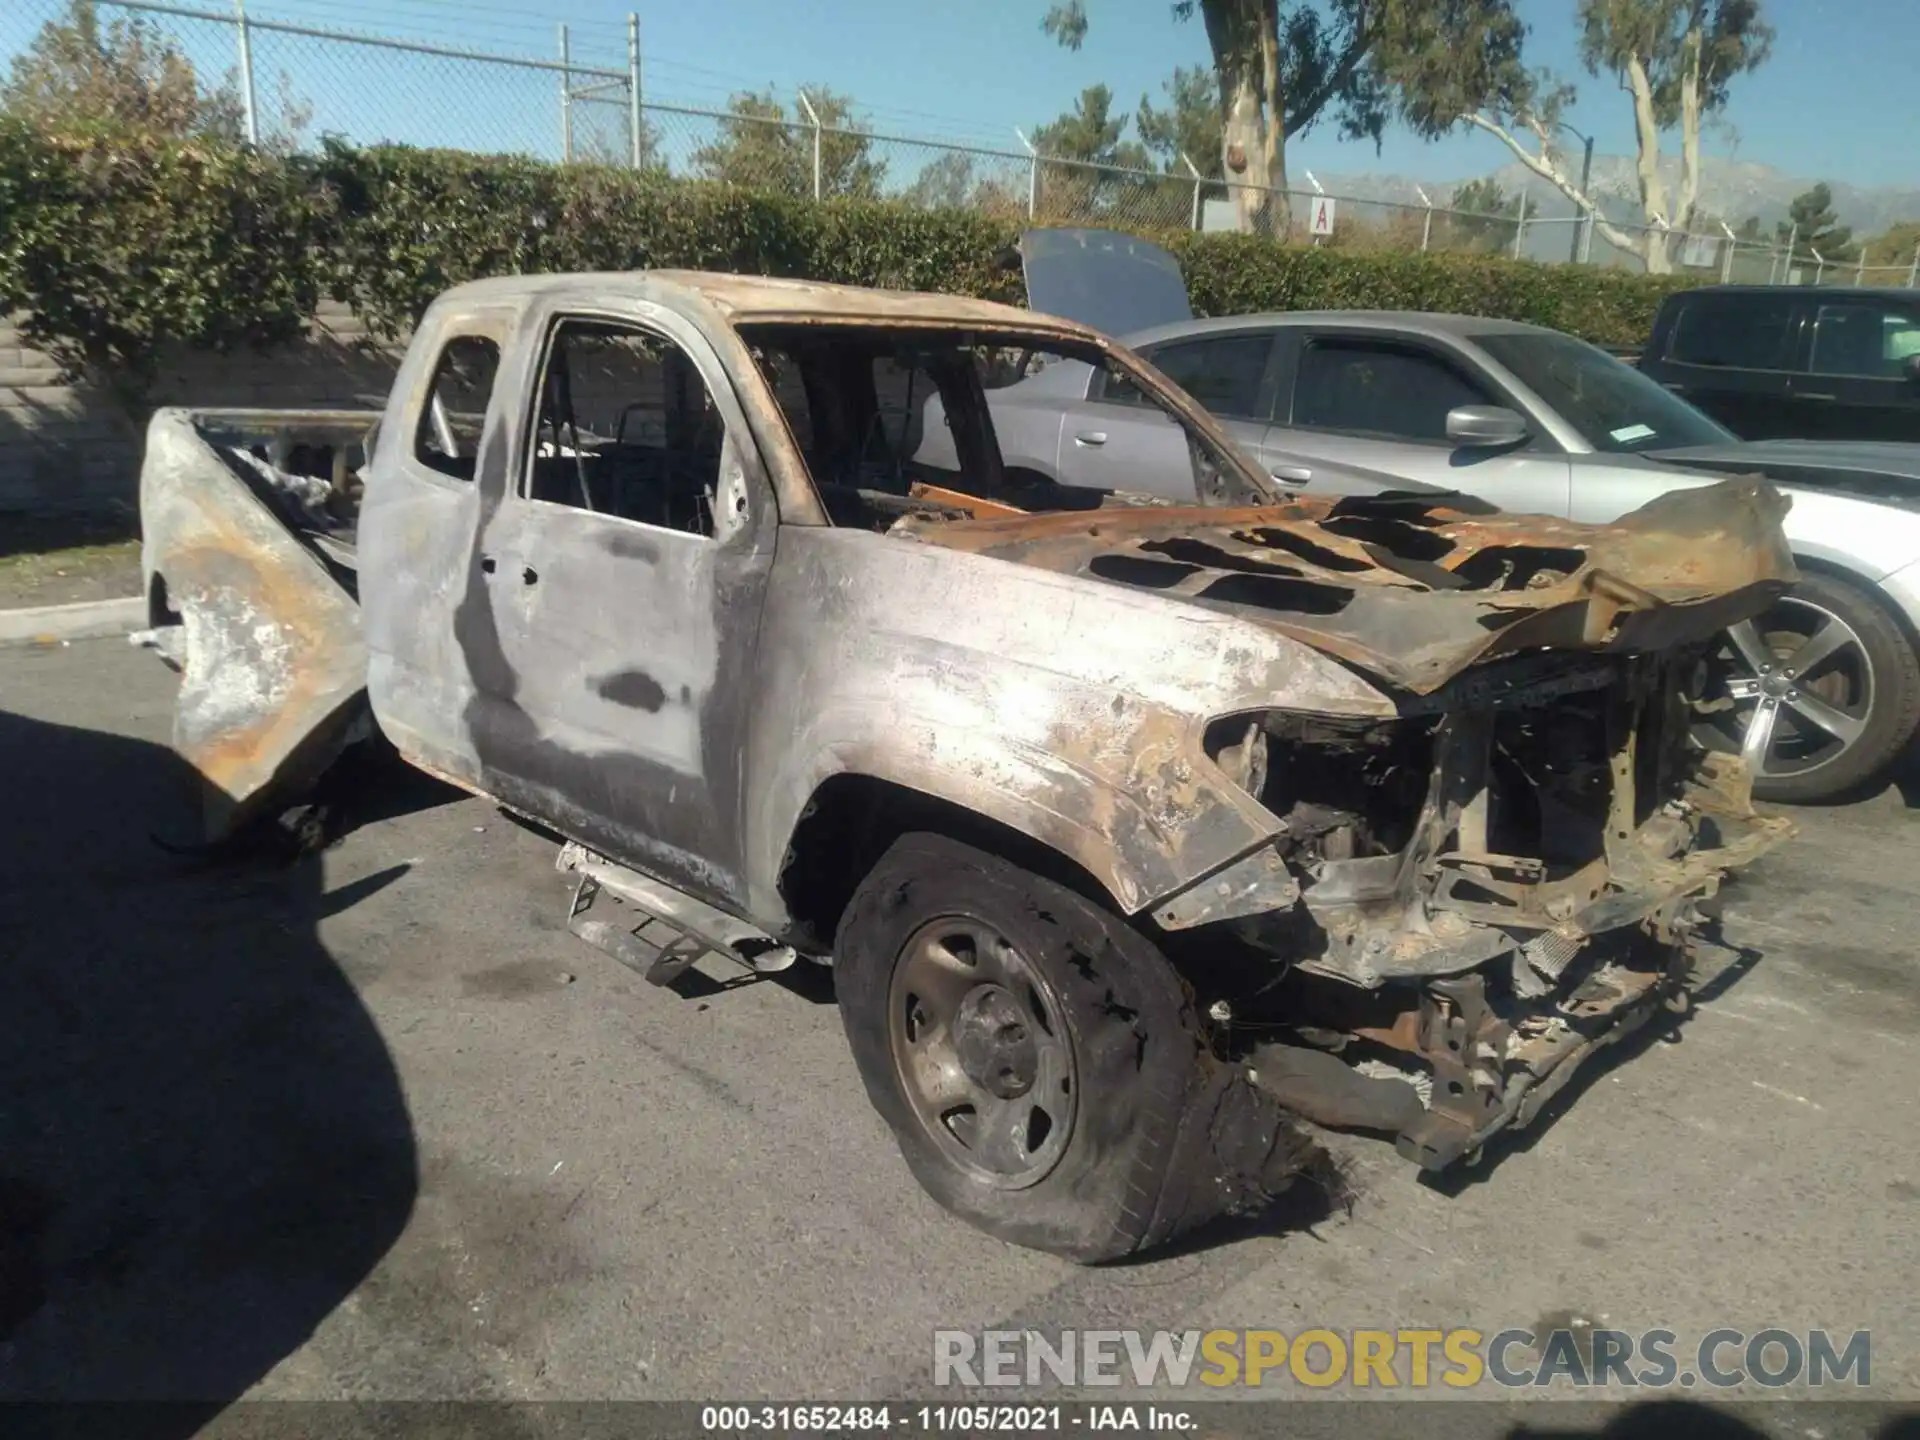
(893, 481, 1797, 694)
(139, 408, 375, 840)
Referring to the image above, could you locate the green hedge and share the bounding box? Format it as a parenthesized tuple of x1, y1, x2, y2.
(0, 123, 1699, 385)
(1167, 233, 1699, 348)
(313, 141, 1026, 339)
(0, 120, 333, 382)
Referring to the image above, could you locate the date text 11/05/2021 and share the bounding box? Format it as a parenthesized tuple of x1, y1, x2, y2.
(701, 1406, 1198, 1432)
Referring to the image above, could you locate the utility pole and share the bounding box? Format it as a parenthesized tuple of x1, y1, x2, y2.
(627, 13, 643, 170)
(234, 0, 259, 145)
(797, 89, 822, 200)
(558, 23, 572, 162)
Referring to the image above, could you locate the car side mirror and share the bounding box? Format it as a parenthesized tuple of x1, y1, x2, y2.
(1903, 354, 1920, 385)
(1445, 404, 1530, 448)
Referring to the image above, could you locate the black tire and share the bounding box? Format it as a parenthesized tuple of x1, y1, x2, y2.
(1701, 570, 1920, 805)
(835, 832, 1331, 1263)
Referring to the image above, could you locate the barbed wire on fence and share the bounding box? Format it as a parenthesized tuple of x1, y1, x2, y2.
(15, 0, 1920, 288)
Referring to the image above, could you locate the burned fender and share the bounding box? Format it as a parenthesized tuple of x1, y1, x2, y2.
(140, 409, 369, 842)
(747, 526, 1398, 930)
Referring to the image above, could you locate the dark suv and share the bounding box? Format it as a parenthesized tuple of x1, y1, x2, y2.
(1639, 285, 1920, 442)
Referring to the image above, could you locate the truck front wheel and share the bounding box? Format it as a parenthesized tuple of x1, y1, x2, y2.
(835, 832, 1326, 1263)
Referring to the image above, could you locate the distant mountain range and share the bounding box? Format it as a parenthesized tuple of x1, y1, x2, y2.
(1318, 154, 1920, 239)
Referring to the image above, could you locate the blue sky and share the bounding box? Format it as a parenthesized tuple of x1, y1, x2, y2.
(4, 0, 1915, 189)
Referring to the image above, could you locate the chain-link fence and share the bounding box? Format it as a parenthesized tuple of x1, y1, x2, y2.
(12, 0, 1919, 287)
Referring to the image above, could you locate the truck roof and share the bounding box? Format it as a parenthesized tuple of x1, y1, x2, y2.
(434, 270, 1102, 339)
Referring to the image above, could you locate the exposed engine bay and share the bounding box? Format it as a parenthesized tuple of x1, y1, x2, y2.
(1185, 645, 1788, 1169)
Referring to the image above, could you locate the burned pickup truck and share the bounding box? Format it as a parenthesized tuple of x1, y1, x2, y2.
(137, 270, 1795, 1262)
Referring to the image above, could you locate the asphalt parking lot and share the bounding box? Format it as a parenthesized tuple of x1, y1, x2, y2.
(3, 636, 1918, 1437)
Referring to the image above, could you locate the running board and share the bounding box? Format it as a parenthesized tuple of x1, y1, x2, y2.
(556, 841, 797, 986)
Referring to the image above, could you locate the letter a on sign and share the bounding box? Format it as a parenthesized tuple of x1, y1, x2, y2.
(1310, 197, 1337, 236)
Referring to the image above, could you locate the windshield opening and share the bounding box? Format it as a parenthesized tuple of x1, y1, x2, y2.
(735, 323, 1271, 528)
(1475, 331, 1733, 453)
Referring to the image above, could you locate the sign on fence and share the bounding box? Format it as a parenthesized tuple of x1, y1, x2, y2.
(1309, 197, 1337, 237)
(1680, 234, 1721, 269)
(1201, 199, 1240, 233)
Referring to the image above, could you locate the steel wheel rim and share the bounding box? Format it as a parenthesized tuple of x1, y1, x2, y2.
(1697, 596, 1875, 781)
(887, 916, 1078, 1190)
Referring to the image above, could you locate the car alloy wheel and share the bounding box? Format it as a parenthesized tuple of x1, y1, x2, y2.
(1700, 597, 1873, 783)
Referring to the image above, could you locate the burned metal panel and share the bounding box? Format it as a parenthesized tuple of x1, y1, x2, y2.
(357, 301, 520, 801)
(140, 408, 374, 841)
(741, 524, 1398, 925)
(359, 282, 788, 914)
(1274, 661, 1794, 991)
(893, 479, 1798, 694)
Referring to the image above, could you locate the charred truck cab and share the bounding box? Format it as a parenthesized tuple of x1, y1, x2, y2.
(137, 270, 1794, 1264)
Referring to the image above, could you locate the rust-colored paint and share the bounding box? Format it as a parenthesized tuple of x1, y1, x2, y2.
(906, 481, 1028, 519)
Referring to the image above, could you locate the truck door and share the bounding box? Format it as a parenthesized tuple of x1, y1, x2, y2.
(462, 303, 779, 910)
(1794, 297, 1920, 442)
(361, 306, 519, 797)
(1644, 290, 1799, 439)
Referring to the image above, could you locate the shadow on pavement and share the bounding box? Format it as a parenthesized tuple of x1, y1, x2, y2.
(0, 706, 418, 1430)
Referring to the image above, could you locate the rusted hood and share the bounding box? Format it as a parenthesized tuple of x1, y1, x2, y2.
(893, 479, 1796, 695)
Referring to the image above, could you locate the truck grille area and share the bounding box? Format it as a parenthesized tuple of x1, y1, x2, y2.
(1211, 648, 1789, 991)
(1210, 650, 1794, 1171)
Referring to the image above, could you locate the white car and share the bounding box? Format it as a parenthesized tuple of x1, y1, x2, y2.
(966, 228, 1920, 804)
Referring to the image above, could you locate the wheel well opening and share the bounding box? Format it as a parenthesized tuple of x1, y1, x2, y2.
(1791, 554, 1919, 650)
(778, 775, 1115, 953)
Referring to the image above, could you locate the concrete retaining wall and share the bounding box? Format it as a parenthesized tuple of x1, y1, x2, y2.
(0, 302, 408, 516)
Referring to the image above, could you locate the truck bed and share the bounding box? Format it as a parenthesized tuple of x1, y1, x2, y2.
(139, 408, 381, 840)
(190, 409, 375, 573)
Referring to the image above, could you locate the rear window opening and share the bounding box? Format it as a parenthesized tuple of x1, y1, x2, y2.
(734, 323, 1261, 529)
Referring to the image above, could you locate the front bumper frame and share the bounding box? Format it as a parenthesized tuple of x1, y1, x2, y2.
(1246, 656, 1794, 1170)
